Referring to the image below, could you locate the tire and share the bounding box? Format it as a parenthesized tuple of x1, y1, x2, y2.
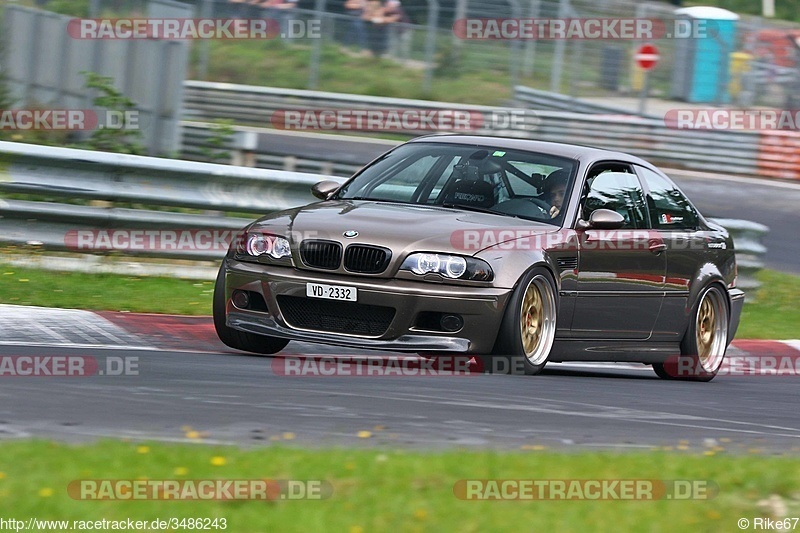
(653, 284, 729, 382)
(651, 363, 674, 380)
(213, 263, 290, 355)
(480, 267, 558, 375)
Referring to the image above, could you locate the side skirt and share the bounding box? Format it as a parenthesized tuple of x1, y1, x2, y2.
(548, 340, 680, 364)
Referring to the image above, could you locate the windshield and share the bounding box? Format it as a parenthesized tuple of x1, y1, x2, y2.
(335, 142, 578, 224)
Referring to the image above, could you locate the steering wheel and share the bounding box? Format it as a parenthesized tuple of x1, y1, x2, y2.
(492, 197, 552, 218)
(526, 197, 552, 211)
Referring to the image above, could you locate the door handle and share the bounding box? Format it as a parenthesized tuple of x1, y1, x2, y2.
(649, 243, 667, 255)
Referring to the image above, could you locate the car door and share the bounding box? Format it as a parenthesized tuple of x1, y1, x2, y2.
(636, 165, 705, 342)
(569, 164, 666, 340)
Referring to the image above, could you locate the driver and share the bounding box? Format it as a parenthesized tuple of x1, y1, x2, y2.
(543, 169, 568, 218)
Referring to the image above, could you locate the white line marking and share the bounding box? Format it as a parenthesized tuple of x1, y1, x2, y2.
(0, 304, 154, 349)
(581, 443, 659, 449)
(0, 341, 156, 351)
(314, 389, 800, 439)
(22, 424, 237, 445)
(75, 316, 133, 345)
(27, 321, 72, 344)
(780, 340, 800, 352)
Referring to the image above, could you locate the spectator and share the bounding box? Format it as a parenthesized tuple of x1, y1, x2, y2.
(344, 0, 368, 51)
(363, 0, 389, 57)
(383, 0, 412, 60)
(260, 0, 297, 37)
(229, 0, 262, 19)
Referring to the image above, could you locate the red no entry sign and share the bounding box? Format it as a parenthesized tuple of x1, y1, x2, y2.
(635, 44, 660, 70)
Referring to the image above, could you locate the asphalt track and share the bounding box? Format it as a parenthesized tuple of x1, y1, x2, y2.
(668, 170, 800, 275)
(1, 340, 799, 452)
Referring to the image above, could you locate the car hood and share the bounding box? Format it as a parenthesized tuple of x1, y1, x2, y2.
(252, 200, 557, 255)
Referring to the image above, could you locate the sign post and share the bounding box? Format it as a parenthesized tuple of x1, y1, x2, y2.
(635, 43, 660, 116)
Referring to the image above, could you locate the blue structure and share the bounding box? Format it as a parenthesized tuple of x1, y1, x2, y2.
(670, 6, 740, 104)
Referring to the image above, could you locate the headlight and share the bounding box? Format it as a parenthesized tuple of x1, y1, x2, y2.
(400, 253, 493, 281)
(238, 232, 292, 260)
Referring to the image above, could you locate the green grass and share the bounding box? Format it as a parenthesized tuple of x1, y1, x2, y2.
(0, 262, 214, 315)
(0, 440, 798, 532)
(737, 269, 800, 340)
(0, 259, 796, 338)
(198, 39, 517, 106)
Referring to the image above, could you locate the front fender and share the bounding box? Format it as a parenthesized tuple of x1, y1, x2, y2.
(475, 228, 578, 290)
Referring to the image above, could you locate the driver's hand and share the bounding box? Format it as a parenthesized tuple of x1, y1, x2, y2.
(549, 205, 560, 218)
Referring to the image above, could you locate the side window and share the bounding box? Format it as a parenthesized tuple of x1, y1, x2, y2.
(582, 171, 649, 229)
(638, 167, 699, 230)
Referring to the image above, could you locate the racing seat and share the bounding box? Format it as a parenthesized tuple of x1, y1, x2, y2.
(442, 179, 496, 208)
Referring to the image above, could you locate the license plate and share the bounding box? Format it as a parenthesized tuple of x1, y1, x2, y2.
(306, 283, 357, 301)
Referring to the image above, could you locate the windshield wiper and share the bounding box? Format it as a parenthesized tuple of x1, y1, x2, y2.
(345, 196, 412, 204)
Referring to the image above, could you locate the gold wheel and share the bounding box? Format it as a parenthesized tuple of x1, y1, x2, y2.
(517, 274, 556, 366)
(521, 282, 542, 354)
(693, 287, 728, 374)
(696, 296, 715, 362)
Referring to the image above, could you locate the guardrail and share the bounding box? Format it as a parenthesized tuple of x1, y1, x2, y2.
(0, 199, 252, 261)
(0, 141, 343, 261)
(709, 218, 769, 293)
(180, 80, 800, 179)
(512, 86, 648, 116)
(182, 81, 540, 138)
(0, 141, 334, 214)
(181, 119, 760, 180)
(180, 122, 392, 177)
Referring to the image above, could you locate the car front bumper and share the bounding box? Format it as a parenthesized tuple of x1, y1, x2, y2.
(223, 259, 512, 354)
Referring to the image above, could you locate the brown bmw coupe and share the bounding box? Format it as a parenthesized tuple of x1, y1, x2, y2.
(214, 135, 744, 381)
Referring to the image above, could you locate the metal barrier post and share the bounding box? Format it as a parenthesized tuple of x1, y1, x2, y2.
(506, 0, 522, 90)
(521, 0, 540, 78)
(422, 0, 439, 94)
(197, 0, 212, 80)
(307, 0, 327, 90)
(549, 0, 568, 93)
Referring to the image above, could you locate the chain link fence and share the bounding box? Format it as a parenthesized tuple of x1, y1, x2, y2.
(14, 0, 800, 111)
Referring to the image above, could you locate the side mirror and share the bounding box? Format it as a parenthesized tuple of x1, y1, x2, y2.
(311, 180, 340, 200)
(577, 209, 625, 230)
